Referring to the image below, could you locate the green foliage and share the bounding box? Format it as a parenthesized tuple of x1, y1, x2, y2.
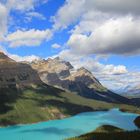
(0, 84, 140, 126)
(68, 131, 140, 140)
(94, 125, 124, 133)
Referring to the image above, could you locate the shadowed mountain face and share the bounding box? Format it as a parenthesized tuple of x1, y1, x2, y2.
(0, 52, 42, 114)
(30, 57, 130, 104)
(0, 52, 41, 88)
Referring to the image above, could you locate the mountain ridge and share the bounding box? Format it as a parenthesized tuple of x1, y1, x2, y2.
(30, 57, 130, 104)
(0, 52, 139, 126)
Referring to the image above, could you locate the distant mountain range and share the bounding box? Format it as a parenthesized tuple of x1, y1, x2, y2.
(121, 85, 140, 97)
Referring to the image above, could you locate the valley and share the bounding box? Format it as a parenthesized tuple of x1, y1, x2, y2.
(0, 52, 140, 127)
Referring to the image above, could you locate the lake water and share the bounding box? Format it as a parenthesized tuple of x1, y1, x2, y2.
(0, 109, 139, 140)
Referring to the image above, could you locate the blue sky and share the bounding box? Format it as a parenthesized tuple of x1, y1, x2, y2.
(4, 0, 67, 57)
(0, 0, 140, 91)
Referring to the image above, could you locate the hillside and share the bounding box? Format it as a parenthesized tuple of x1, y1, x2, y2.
(0, 52, 41, 114)
(0, 52, 139, 126)
(0, 52, 41, 88)
(0, 83, 139, 126)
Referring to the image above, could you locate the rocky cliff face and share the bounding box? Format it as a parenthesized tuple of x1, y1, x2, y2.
(0, 52, 41, 88)
(30, 57, 130, 104)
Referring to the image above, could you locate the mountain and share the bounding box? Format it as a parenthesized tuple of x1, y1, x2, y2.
(0, 53, 94, 125)
(30, 57, 130, 104)
(0, 52, 42, 114)
(122, 85, 140, 97)
(0, 52, 41, 88)
(0, 52, 138, 126)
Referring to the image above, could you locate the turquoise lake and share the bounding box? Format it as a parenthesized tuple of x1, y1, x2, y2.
(0, 109, 139, 140)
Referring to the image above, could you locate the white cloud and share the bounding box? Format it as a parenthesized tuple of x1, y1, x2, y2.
(0, 3, 8, 40)
(0, 0, 53, 48)
(52, 0, 140, 56)
(0, 46, 40, 62)
(7, 0, 35, 12)
(51, 0, 85, 30)
(58, 49, 128, 75)
(9, 54, 40, 62)
(51, 43, 61, 49)
(0, 0, 35, 41)
(67, 16, 140, 55)
(52, 0, 140, 30)
(6, 29, 52, 47)
(0, 0, 49, 42)
(97, 72, 140, 92)
(25, 12, 46, 21)
(85, 0, 140, 15)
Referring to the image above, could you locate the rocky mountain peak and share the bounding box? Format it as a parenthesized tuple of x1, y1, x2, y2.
(31, 57, 73, 74)
(47, 57, 73, 69)
(0, 52, 8, 58)
(54, 56, 60, 61)
(77, 67, 92, 75)
(31, 57, 105, 92)
(0, 52, 14, 63)
(0, 51, 5, 56)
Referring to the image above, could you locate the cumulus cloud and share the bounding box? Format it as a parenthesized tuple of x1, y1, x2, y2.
(9, 54, 40, 62)
(0, 1, 33, 40)
(0, 0, 50, 43)
(52, 0, 140, 56)
(96, 72, 140, 92)
(51, 43, 61, 49)
(6, 29, 52, 47)
(58, 49, 128, 75)
(52, 0, 140, 30)
(67, 16, 140, 55)
(84, 0, 140, 15)
(51, 0, 85, 30)
(0, 46, 40, 62)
